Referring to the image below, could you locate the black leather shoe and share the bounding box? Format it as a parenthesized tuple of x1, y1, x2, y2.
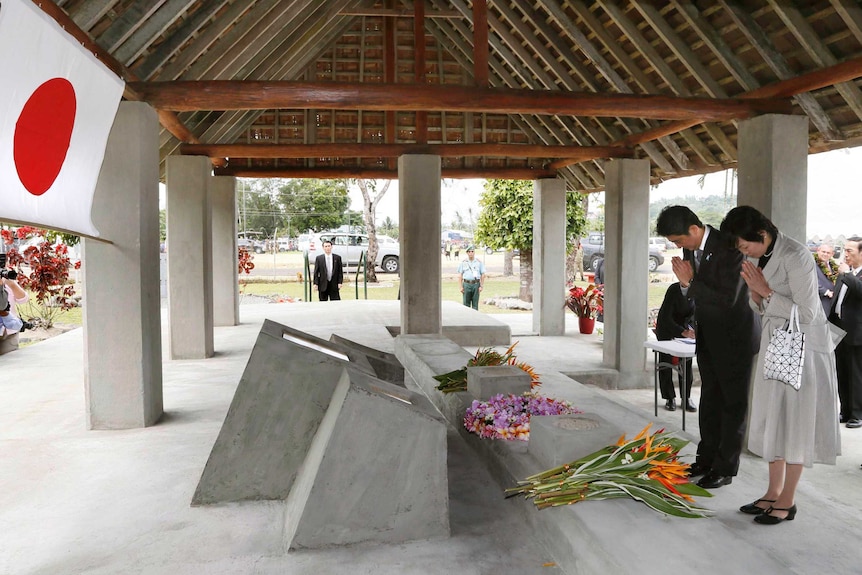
(847, 418, 862, 428)
(840, 414, 849, 423)
(754, 504, 797, 524)
(687, 461, 710, 477)
(664, 399, 676, 411)
(697, 472, 732, 489)
(685, 399, 697, 412)
(739, 498, 775, 515)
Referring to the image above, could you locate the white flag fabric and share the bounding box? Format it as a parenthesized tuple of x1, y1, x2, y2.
(0, 0, 125, 238)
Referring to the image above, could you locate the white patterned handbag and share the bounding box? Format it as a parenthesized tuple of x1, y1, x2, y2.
(763, 304, 805, 391)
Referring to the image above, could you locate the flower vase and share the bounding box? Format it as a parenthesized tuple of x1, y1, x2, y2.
(578, 316, 596, 335)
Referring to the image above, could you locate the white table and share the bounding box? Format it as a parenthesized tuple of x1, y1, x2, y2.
(644, 339, 697, 430)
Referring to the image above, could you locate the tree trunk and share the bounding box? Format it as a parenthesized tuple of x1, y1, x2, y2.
(503, 250, 514, 276)
(355, 179, 391, 284)
(363, 211, 379, 283)
(565, 249, 576, 283)
(519, 249, 533, 302)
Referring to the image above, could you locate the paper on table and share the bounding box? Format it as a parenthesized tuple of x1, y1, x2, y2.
(673, 337, 696, 345)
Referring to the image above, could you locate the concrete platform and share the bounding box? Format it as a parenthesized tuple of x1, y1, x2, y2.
(2, 301, 862, 574)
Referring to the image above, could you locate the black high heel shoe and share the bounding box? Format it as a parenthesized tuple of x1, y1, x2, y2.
(754, 504, 797, 524)
(739, 498, 775, 515)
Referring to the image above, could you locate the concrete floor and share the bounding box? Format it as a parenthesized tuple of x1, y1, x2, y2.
(2, 301, 862, 574)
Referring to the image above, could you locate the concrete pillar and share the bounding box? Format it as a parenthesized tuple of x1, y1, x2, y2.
(398, 155, 441, 335)
(210, 176, 238, 326)
(166, 156, 214, 359)
(737, 114, 809, 242)
(532, 178, 567, 335)
(82, 102, 163, 429)
(603, 159, 650, 388)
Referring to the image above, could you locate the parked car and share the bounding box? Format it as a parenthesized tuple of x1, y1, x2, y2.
(237, 237, 261, 253)
(307, 231, 400, 273)
(581, 233, 665, 272)
(276, 237, 292, 252)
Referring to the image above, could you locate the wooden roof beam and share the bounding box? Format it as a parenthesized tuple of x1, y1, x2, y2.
(212, 166, 557, 180)
(179, 142, 635, 161)
(338, 7, 461, 18)
(127, 80, 792, 120)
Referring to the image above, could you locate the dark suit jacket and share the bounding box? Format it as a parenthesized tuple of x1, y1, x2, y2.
(685, 226, 759, 357)
(830, 269, 862, 345)
(816, 263, 837, 317)
(656, 283, 694, 341)
(313, 253, 344, 292)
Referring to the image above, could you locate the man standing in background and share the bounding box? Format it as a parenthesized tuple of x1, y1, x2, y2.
(815, 243, 838, 317)
(829, 237, 862, 428)
(458, 245, 485, 310)
(574, 240, 585, 282)
(312, 240, 343, 301)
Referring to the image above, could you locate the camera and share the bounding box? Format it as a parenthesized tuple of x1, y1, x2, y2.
(0, 251, 15, 280)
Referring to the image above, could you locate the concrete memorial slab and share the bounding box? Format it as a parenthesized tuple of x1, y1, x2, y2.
(286, 369, 448, 549)
(528, 413, 623, 468)
(192, 319, 374, 505)
(329, 332, 405, 386)
(193, 319, 448, 549)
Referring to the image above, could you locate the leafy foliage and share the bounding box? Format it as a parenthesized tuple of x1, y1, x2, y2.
(475, 180, 587, 251)
(239, 179, 284, 237)
(566, 284, 604, 319)
(378, 216, 399, 239)
(475, 180, 587, 301)
(276, 178, 350, 233)
(2, 226, 78, 328)
(237, 247, 254, 293)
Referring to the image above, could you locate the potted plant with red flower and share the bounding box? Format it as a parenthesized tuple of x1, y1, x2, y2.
(566, 284, 603, 334)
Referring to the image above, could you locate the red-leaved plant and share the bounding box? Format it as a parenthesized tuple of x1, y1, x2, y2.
(2, 226, 79, 328)
(565, 284, 604, 319)
(238, 247, 254, 293)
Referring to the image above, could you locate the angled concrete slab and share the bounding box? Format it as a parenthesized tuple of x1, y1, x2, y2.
(193, 319, 448, 549)
(192, 319, 377, 505)
(287, 369, 448, 549)
(329, 332, 405, 386)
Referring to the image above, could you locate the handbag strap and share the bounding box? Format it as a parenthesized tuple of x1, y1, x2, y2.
(789, 304, 801, 333)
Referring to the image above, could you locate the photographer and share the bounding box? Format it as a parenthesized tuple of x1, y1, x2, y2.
(0, 258, 29, 355)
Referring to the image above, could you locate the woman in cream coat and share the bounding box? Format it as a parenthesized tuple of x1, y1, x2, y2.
(720, 206, 840, 525)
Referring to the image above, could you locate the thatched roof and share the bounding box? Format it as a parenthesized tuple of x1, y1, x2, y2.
(44, 0, 862, 192)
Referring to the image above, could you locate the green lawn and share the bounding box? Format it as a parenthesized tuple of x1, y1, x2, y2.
(240, 276, 673, 315)
(33, 273, 673, 329)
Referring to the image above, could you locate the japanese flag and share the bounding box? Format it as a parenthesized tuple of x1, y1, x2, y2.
(0, 0, 124, 238)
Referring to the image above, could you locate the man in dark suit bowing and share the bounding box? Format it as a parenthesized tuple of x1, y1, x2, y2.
(829, 236, 862, 428)
(312, 240, 343, 301)
(657, 206, 759, 489)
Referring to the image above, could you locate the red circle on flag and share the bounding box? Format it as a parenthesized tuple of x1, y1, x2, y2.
(14, 78, 77, 196)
